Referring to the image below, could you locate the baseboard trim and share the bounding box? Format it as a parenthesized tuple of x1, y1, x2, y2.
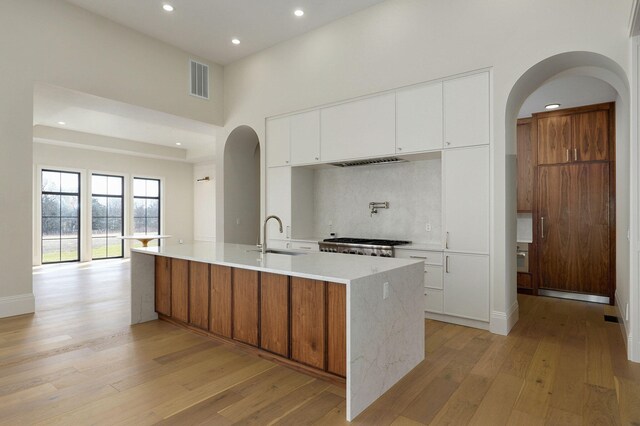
(424, 312, 489, 330)
(0, 293, 35, 318)
(489, 301, 519, 336)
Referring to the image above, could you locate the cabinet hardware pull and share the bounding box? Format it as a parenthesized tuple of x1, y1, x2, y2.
(541, 217, 545, 239)
(315, 157, 319, 160)
(445, 256, 450, 273)
(410, 255, 427, 259)
(445, 232, 449, 249)
(566, 149, 569, 162)
(574, 148, 577, 161)
(286, 226, 291, 238)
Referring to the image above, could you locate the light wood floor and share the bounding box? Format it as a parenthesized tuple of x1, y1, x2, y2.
(0, 260, 638, 425)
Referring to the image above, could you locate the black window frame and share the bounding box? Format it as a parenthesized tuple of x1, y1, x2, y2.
(41, 169, 81, 264)
(132, 177, 161, 246)
(91, 173, 125, 260)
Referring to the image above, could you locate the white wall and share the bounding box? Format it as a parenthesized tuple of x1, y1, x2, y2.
(312, 159, 441, 243)
(33, 143, 194, 262)
(0, 0, 223, 318)
(194, 162, 216, 242)
(218, 0, 632, 334)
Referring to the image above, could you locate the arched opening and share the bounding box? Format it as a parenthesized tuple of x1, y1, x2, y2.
(505, 51, 632, 357)
(223, 125, 261, 245)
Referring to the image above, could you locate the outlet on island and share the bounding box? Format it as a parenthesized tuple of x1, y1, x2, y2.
(383, 282, 389, 300)
(425, 223, 431, 232)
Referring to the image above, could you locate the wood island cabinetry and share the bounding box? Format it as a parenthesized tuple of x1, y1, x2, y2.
(154, 257, 347, 381)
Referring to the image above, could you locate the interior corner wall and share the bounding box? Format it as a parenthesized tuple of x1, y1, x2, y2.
(221, 0, 631, 334)
(194, 162, 216, 242)
(0, 0, 223, 318)
(33, 143, 195, 260)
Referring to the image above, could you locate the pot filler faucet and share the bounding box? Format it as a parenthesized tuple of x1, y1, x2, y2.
(369, 201, 390, 217)
(262, 215, 283, 254)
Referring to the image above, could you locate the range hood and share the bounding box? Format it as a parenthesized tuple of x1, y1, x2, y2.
(330, 156, 409, 168)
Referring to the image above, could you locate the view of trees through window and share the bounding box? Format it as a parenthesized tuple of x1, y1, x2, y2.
(133, 178, 160, 248)
(41, 170, 80, 263)
(91, 174, 124, 259)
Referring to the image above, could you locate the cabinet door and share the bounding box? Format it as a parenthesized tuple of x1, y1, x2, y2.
(232, 268, 259, 346)
(326, 283, 346, 377)
(573, 110, 609, 162)
(291, 277, 325, 369)
(266, 116, 290, 167)
(290, 110, 321, 165)
(155, 256, 171, 316)
(171, 258, 189, 323)
(189, 261, 209, 330)
(443, 254, 489, 321)
(517, 120, 534, 211)
(260, 272, 289, 357)
(443, 146, 490, 254)
(320, 93, 396, 162)
(266, 166, 291, 239)
(210, 265, 232, 337)
(396, 82, 443, 153)
(443, 72, 490, 148)
(537, 115, 572, 165)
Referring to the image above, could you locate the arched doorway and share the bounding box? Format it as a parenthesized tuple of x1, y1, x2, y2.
(223, 126, 261, 245)
(505, 51, 633, 359)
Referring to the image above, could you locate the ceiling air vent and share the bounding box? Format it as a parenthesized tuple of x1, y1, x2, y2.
(190, 59, 209, 99)
(330, 157, 409, 168)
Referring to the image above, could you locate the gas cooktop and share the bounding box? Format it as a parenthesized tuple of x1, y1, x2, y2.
(319, 237, 411, 257)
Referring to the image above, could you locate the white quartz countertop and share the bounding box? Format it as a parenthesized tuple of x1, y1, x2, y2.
(132, 242, 422, 284)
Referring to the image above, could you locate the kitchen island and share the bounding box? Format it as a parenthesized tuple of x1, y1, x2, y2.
(130, 242, 424, 421)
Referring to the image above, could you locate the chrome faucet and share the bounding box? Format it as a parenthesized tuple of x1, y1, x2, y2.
(262, 215, 283, 254)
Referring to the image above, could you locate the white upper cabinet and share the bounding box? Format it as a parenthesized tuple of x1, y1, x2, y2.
(266, 116, 290, 167)
(443, 72, 490, 149)
(320, 93, 396, 162)
(396, 82, 443, 153)
(266, 166, 291, 239)
(443, 145, 490, 254)
(290, 110, 321, 165)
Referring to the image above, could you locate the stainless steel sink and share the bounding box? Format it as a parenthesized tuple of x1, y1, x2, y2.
(247, 249, 306, 256)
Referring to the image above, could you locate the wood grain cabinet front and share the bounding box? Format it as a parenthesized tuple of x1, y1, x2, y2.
(189, 261, 209, 330)
(154, 256, 171, 316)
(209, 265, 232, 338)
(290, 277, 326, 369)
(260, 272, 289, 357)
(232, 268, 260, 346)
(326, 283, 346, 377)
(170, 258, 189, 323)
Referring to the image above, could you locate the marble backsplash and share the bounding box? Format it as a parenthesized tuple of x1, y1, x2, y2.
(313, 158, 442, 244)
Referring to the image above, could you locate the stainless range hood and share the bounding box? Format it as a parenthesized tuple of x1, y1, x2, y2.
(330, 156, 409, 168)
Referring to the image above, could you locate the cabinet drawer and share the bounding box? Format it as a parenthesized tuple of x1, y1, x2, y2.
(395, 249, 443, 266)
(425, 265, 443, 289)
(291, 241, 319, 251)
(425, 288, 444, 313)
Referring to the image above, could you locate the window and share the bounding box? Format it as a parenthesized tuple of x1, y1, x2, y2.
(133, 178, 160, 247)
(91, 174, 124, 259)
(41, 170, 80, 263)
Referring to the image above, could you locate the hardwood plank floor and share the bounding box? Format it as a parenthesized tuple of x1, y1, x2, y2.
(0, 260, 638, 424)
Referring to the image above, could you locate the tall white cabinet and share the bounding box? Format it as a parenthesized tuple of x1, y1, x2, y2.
(265, 166, 291, 239)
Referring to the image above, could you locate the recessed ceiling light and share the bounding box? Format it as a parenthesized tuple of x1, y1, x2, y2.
(294, 9, 304, 17)
(162, 4, 174, 12)
(545, 103, 561, 110)
(57, 121, 66, 125)
(175, 142, 182, 146)
(231, 38, 241, 45)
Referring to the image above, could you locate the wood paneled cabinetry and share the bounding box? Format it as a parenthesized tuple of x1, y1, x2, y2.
(232, 268, 260, 346)
(517, 119, 534, 212)
(189, 262, 209, 330)
(170, 258, 189, 323)
(154, 260, 347, 380)
(154, 256, 171, 316)
(536, 103, 612, 165)
(260, 272, 289, 357)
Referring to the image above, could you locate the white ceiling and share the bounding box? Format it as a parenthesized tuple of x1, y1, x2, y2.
(519, 75, 618, 118)
(64, 0, 386, 65)
(33, 83, 219, 161)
